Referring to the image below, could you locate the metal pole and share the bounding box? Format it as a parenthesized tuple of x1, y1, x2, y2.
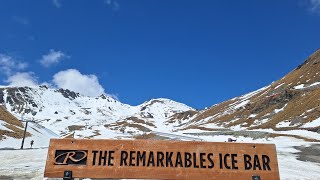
(20, 121, 28, 149)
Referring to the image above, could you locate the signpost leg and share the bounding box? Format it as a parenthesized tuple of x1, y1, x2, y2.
(63, 171, 73, 180)
(252, 175, 261, 180)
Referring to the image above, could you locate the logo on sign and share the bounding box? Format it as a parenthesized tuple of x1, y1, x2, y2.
(54, 150, 88, 165)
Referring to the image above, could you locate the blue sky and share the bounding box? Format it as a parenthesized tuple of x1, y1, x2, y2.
(0, 0, 320, 109)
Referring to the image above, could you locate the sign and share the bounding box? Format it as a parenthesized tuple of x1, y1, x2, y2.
(44, 139, 280, 179)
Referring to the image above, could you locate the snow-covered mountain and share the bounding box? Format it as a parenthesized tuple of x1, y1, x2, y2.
(0, 86, 194, 147)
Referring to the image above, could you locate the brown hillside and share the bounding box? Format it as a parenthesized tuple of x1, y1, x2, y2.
(105, 116, 156, 134)
(180, 49, 320, 132)
(0, 106, 31, 140)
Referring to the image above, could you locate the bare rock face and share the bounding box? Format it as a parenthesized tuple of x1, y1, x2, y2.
(0, 90, 4, 104)
(55, 88, 80, 100)
(1, 87, 38, 114)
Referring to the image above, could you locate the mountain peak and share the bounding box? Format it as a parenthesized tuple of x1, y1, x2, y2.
(295, 48, 320, 71)
(277, 48, 320, 89)
(140, 98, 193, 111)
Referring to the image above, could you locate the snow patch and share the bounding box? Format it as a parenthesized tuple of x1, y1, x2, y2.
(274, 83, 284, 89)
(276, 120, 291, 128)
(294, 84, 305, 89)
(303, 117, 320, 128)
(234, 100, 250, 109)
(275, 103, 287, 113)
(248, 114, 257, 118)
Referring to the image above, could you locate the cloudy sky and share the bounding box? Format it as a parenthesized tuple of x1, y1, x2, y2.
(0, 0, 319, 108)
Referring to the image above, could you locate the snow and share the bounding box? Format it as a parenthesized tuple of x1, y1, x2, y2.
(0, 121, 11, 131)
(294, 84, 305, 89)
(199, 123, 228, 129)
(190, 134, 320, 179)
(276, 120, 291, 128)
(271, 138, 320, 180)
(137, 98, 194, 132)
(275, 103, 287, 113)
(0, 122, 58, 149)
(0, 148, 47, 180)
(303, 117, 320, 128)
(274, 83, 284, 89)
(294, 82, 320, 90)
(234, 100, 250, 109)
(240, 85, 270, 99)
(310, 82, 320, 87)
(251, 118, 270, 127)
(256, 129, 320, 140)
(230, 124, 246, 130)
(307, 108, 314, 113)
(248, 114, 257, 118)
(226, 85, 269, 111)
(179, 116, 213, 129)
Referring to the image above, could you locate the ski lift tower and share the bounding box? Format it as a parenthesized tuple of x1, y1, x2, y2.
(20, 114, 35, 149)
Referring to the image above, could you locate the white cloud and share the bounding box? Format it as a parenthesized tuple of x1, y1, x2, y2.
(1, 54, 109, 97)
(52, 69, 105, 96)
(40, 49, 68, 68)
(104, 0, 120, 11)
(0, 54, 28, 76)
(5, 72, 38, 87)
(108, 93, 119, 101)
(52, 0, 61, 8)
(309, 0, 320, 12)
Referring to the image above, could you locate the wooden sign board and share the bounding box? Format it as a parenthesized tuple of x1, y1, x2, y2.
(44, 139, 280, 180)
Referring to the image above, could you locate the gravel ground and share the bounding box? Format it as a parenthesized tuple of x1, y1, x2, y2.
(294, 144, 320, 164)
